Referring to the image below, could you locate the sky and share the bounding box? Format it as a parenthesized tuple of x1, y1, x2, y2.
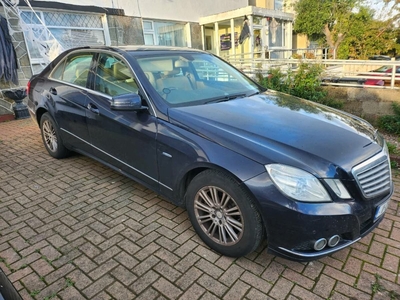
(366, 0, 399, 21)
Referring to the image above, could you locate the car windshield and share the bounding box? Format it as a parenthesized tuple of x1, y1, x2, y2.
(133, 52, 261, 107)
(373, 65, 391, 72)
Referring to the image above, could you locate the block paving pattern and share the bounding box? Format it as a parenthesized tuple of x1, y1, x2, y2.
(0, 119, 399, 300)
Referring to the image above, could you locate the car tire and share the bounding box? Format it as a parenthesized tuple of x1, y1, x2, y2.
(186, 169, 264, 257)
(40, 112, 70, 159)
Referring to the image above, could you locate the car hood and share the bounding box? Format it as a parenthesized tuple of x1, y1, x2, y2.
(168, 90, 383, 177)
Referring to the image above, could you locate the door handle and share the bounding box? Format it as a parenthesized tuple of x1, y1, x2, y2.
(87, 103, 99, 114)
(49, 87, 57, 95)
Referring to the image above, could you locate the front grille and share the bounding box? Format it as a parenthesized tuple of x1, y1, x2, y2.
(352, 151, 392, 199)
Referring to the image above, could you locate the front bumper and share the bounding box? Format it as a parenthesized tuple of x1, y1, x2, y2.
(245, 172, 394, 261)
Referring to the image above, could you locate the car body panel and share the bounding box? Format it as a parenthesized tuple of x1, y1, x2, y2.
(168, 90, 382, 178)
(84, 91, 159, 190)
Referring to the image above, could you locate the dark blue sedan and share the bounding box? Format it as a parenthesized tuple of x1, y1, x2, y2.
(27, 46, 393, 261)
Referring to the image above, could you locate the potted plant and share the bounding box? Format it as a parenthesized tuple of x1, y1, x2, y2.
(3, 88, 29, 119)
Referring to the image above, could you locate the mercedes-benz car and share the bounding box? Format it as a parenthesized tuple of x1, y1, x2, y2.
(27, 46, 393, 261)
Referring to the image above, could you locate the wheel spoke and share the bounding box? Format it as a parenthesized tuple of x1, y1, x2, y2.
(207, 222, 218, 237)
(223, 223, 239, 242)
(219, 224, 227, 244)
(226, 216, 243, 232)
(226, 206, 241, 216)
(198, 214, 213, 222)
(219, 193, 230, 209)
(195, 202, 213, 213)
(43, 122, 50, 135)
(210, 187, 220, 206)
(199, 189, 215, 208)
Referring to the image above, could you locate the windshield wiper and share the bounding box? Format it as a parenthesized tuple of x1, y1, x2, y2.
(247, 91, 260, 97)
(204, 93, 246, 104)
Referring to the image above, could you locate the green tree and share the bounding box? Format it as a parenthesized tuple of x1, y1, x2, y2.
(337, 6, 397, 58)
(293, 0, 358, 58)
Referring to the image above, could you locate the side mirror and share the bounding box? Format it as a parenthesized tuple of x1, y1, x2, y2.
(110, 93, 147, 111)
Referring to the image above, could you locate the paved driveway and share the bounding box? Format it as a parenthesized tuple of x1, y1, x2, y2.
(0, 119, 399, 300)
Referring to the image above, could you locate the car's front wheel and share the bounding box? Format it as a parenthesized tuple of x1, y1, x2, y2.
(186, 169, 264, 257)
(40, 112, 70, 159)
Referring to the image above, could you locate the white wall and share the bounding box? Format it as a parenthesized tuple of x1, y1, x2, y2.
(131, 0, 249, 21)
(37, 0, 249, 22)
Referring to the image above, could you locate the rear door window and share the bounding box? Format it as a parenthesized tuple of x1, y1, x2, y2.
(50, 53, 94, 88)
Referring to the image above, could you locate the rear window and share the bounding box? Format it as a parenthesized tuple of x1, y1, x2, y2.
(50, 53, 94, 88)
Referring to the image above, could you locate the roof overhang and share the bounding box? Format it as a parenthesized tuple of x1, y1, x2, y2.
(199, 6, 293, 25)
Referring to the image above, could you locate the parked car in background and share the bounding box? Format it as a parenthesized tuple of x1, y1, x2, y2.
(363, 65, 400, 86)
(368, 55, 391, 61)
(27, 46, 393, 261)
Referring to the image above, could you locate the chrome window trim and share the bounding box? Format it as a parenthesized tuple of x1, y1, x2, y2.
(61, 128, 173, 191)
(48, 49, 94, 82)
(48, 49, 158, 117)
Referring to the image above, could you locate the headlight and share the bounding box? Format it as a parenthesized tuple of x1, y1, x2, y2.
(324, 179, 351, 199)
(266, 164, 331, 202)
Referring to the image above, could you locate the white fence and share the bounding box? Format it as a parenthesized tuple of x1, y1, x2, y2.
(223, 54, 400, 89)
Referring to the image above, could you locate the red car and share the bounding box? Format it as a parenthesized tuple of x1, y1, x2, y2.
(364, 65, 400, 86)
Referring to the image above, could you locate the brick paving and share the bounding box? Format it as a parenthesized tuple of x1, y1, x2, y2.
(0, 118, 399, 300)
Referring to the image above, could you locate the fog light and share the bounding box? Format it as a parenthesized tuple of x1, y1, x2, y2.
(314, 238, 327, 251)
(328, 235, 340, 247)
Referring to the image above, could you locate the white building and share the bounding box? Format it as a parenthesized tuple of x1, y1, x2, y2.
(0, 0, 297, 89)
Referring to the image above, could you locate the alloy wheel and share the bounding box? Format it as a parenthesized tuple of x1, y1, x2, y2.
(42, 119, 58, 152)
(194, 186, 244, 245)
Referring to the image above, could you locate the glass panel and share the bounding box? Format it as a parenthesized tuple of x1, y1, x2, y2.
(269, 18, 283, 47)
(50, 59, 65, 80)
(143, 20, 187, 47)
(135, 53, 259, 107)
(143, 21, 153, 31)
(20, 11, 42, 25)
(43, 12, 102, 28)
(49, 28, 105, 49)
(60, 53, 93, 87)
(144, 34, 155, 45)
(274, 0, 283, 10)
(94, 54, 138, 96)
(253, 17, 262, 25)
(154, 22, 186, 47)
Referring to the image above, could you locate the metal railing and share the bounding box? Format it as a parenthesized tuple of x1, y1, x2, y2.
(223, 54, 400, 89)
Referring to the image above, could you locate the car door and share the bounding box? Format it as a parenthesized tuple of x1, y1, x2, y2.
(46, 51, 94, 154)
(85, 52, 159, 190)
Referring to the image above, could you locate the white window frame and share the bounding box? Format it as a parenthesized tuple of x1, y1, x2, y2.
(20, 9, 110, 68)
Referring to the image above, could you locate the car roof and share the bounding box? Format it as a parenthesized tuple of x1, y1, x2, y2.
(66, 45, 205, 56)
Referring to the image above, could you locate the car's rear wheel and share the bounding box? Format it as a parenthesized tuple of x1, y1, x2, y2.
(186, 169, 263, 257)
(40, 112, 70, 158)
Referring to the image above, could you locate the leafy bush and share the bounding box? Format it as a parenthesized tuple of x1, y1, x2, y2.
(387, 142, 398, 155)
(259, 62, 343, 109)
(378, 103, 400, 135)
